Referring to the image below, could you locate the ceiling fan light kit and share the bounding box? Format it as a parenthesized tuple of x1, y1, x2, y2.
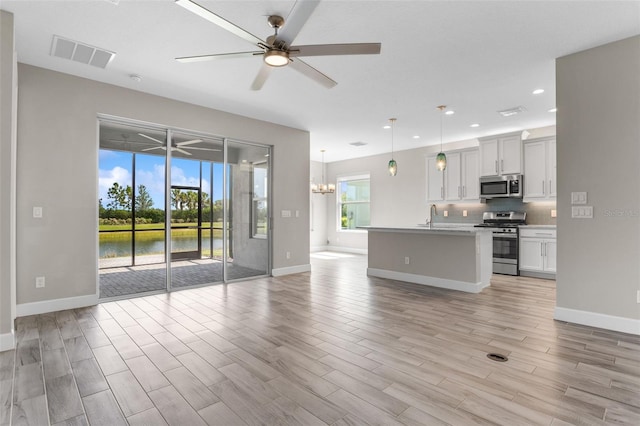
(175, 0, 381, 90)
(263, 49, 289, 67)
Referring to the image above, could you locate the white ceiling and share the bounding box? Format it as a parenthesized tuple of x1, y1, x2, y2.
(3, 0, 639, 162)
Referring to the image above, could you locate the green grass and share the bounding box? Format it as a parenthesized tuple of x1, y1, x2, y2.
(99, 222, 224, 242)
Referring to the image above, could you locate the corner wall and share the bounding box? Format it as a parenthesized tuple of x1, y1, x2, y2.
(16, 64, 309, 314)
(556, 35, 640, 334)
(0, 10, 17, 351)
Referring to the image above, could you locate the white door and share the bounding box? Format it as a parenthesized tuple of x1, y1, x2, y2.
(519, 238, 544, 271)
(544, 240, 557, 272)
(479, 138, 499, 176)
(524, 141, 546, 198)
(445, 152, 461, 201)
(462, 150, 479, 200)
(500, 135, 522, 175)
(548, 140, 557, 197)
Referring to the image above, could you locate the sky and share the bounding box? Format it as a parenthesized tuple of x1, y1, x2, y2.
(99, 150, 224, 209)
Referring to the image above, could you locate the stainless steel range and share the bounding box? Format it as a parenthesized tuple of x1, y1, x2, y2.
(474, 211, 526, 276)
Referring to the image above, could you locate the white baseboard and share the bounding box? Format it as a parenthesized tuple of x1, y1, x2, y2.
(326, 246, 368, 255)
(0, 331, 15, 352)
(367, 268, 489, 294)
(17, 294, 98, 317)
(310, 245, 328, 253)
(272, 264, 312, 277)
(554, 307, 640, 336)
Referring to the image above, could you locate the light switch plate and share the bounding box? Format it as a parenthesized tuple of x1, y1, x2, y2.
(281, 210, 291, 218)
(33, 206, 43, 218)
(571, 192, 587, 205)
(572, 206, 593, 218)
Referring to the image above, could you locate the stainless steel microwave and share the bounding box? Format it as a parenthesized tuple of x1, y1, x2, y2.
(480, 175, 523, 199)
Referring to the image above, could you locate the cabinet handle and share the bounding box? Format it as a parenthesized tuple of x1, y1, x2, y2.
(535, 232, 553, 236)
(542, 181, 545, 195)
(495, 160, 498, 174)
(543, 242, 546, 257)
(549, 179, 552, 193)
(541, 244, 544, 256)
(463, 186, 466, 197)
(501, 159, 504, 173)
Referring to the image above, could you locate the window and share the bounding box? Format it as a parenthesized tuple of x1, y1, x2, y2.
(251, 162, 268, 238)
(338, 174, 370, 230)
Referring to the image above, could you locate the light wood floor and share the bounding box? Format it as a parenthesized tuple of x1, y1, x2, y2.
(2, 252, 639, 425)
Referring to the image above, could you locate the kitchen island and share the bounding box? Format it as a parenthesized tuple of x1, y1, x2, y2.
(360, 226, 493, 293)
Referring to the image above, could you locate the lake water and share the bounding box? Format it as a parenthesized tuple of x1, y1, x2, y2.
(100, 235, 223, 258)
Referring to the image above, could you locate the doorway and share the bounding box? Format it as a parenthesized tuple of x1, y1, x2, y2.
(98, 119, 271, 299)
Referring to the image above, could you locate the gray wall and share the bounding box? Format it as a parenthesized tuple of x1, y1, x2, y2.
(556, 35, 640, 321)
(16, 64, 309, 307)
(0, 10, 17, 347)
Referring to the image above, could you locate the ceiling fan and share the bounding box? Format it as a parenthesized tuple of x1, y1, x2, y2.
(175, 0, 381, 90)
(138, 133, 221, 156)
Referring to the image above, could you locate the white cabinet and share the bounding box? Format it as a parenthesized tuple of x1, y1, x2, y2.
(444, 153, 461, 201)
(519, 228, 556, 277)
(461, 150, 479, 200)
(429, 148, 479, 202)
(523, 136, 556, 201)
(479, 133, 522, 177)
(426, 156, 444, 202)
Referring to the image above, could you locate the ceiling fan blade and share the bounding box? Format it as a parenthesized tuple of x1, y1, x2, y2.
(289, 58, 337, 89)
(138, 133, 165, 145)
(278, 0, 320, 46)
(289, 43, 381, 57)
(176, 139, 203, 147)
(176, 0, 264, 47)
(176, 51, 263, 63)
(181, 146, 222, 152)
(174, 147, 192, 156)
(142, 146, 165, 152)
(251, 64, 273, 91)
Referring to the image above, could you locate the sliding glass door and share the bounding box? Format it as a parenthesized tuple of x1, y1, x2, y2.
(98, 119, 270, 299)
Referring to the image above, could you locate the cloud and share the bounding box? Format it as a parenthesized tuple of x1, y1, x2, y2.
(98, 166, 131, 203)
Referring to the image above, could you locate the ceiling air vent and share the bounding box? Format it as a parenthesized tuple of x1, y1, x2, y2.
(50, 35, 115, 69)
(498, 106, 526, 117)
(349, 141, 367, 147)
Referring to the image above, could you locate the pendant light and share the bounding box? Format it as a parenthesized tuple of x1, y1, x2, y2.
(311, 150, 335, 194)
(436, 105, 447, 171)
(388, 118, 397, 176)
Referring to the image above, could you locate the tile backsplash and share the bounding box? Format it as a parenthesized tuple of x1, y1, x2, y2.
(430, 198, 556, 225)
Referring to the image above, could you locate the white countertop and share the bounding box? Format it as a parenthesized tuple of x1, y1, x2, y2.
(359, 225, 491, 236)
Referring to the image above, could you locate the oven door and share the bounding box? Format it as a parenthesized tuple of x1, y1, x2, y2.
(492, 232, 518, 264)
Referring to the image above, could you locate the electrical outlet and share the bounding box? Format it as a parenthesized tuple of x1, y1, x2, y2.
(286, 251, 291, 259)
(462, 210, 468, 217)
(444, 210, 448, 217)
(404, 257, 410, 265)
(35, 276, 45, 288)
(551, 209, 557, 218)
(33, 206, 43, 218)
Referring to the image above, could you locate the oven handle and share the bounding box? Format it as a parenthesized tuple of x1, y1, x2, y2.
(493, 233, 517, 239)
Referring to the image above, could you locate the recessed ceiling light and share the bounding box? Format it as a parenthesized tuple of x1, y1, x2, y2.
(548, 107, 557, 113)
(533, 89, 545, 95)
(445, 110, 455, 115)
(412, 135, 420, 139)
(470, 123, 480, 128)
(383, 125, 391, 129)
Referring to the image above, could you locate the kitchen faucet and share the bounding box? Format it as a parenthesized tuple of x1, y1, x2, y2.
(426, 204, 437, 227)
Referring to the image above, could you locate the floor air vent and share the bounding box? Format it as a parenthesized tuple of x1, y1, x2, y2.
(486, 353, 508, 362)
(50, 35, 115, 69)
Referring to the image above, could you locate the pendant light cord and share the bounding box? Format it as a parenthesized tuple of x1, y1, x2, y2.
(391, 120, 394, 157)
